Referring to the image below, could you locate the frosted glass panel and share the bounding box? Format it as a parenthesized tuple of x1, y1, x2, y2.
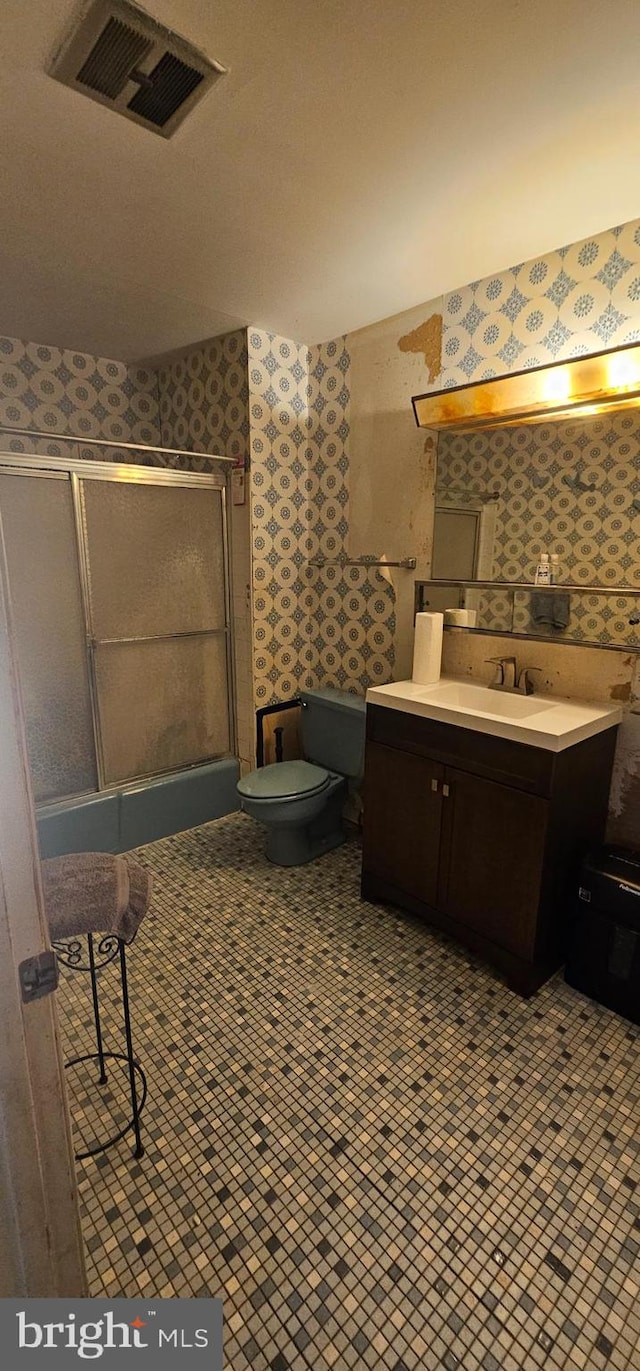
(0, 474, 97, 802)
(81, 481, 225, 638)
(95, 633, 230, 784)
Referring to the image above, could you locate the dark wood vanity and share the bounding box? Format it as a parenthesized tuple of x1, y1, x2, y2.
(361, 702, 619, 995)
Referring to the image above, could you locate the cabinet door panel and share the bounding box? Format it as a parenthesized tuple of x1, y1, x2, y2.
(362, 742, 444, 907)
(439, 768, 547, 958)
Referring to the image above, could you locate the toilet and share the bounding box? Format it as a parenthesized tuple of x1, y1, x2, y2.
(237, 687, 366, 866)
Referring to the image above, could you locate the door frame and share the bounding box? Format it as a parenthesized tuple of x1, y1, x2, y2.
(0, 511, 87, 1296)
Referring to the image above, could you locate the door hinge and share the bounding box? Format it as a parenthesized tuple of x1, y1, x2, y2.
(19, 949, 59, 1003)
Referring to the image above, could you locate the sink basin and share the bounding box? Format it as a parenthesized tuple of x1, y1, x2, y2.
(428, 681, 555, 719)
(365, 676, 623, 751)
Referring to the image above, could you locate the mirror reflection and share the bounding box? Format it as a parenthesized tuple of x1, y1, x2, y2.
(430, 408, 640, 647)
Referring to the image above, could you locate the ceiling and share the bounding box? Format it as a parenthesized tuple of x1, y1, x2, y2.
(1, 0, 639, 362)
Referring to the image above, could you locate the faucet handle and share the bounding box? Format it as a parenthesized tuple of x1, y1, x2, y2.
(486, 656, 505, 685)
(486, 655, 516, 688)
(517, 666, 541, 695)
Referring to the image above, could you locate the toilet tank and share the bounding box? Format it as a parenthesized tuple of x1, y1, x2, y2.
(300, 687, 366, 777)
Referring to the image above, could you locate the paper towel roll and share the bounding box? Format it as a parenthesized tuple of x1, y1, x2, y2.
(412, 612, 443, 685)
(444, 608, 478, 627)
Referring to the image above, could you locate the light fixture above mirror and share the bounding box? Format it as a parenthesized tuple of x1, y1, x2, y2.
(412, 340, 640, 432)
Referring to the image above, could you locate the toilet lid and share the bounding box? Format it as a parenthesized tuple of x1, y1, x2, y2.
(238, 760, 330, 800)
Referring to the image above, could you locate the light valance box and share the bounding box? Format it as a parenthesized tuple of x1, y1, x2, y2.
(412, 340, 640, 432)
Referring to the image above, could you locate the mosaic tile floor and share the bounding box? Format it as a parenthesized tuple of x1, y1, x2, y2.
(56, 813, 640, 1370)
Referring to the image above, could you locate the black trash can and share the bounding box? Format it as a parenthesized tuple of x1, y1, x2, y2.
(565, 847, 640, 1025)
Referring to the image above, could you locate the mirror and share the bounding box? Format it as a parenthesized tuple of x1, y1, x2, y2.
(429, 406, 640, 649)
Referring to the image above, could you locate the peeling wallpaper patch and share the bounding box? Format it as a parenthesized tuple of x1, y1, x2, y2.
(397, 313, 443, 381)
(607, 711, 640, 823)
(610, 682, 633, 702)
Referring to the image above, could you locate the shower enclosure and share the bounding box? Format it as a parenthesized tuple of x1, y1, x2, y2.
(0, 443, 238, 853)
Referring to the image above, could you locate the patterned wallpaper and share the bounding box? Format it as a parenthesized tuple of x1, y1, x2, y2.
(306, 337, 396, 696)
(427, 220, 640, 648)
(0, 334, 161, 452)
(512, 589, 640, 647)
(4, 213, 640, 744)
(248, 329, 313, 707)
(436, 408, 640, 645)
(248, 331, 396, 707)
(438, 220, 640, 388)
(342, 216, 640, 662)
(438, 410, 640, 587)
(0, 330, 250, 472)
(155, 330, 253, 768)
(461, 585, 640, 649)
(0, 330, 254, 774)
(157, 330, 249, 465)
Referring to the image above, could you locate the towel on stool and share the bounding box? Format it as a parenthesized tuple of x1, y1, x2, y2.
(530, 591, 571, 631)
(41, 852, 152, 944)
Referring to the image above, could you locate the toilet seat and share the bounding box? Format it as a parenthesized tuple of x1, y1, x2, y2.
(238, 760, 331, 802)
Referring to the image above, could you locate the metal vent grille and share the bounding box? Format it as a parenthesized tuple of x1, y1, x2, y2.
(49, 0, 227, 138)
(76, 17, 151, 99)
(128, 52, 204, 128)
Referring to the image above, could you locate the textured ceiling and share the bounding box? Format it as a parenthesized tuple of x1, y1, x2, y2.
(1, 0, 639, 360)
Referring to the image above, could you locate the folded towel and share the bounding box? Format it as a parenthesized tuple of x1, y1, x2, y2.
(41, 852, 152, 944)
(530, 591, 571, 631)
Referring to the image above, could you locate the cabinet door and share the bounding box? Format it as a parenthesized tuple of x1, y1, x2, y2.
(362, 741, 444, 907)
(439, 767, 548, 959)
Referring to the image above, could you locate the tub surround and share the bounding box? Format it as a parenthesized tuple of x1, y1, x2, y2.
(37, 758, 240, 858)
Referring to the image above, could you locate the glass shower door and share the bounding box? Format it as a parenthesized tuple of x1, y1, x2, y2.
(0, 471, 98, 802)
(79, 478, 231, 786)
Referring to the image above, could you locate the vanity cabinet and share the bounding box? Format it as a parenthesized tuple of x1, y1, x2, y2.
(361, 704, 618, 995)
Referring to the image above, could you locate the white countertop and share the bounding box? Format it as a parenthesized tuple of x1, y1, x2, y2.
(365, 676, 623, 752)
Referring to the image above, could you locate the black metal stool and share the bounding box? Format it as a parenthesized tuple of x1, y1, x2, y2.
(53, 931, 147, 1160)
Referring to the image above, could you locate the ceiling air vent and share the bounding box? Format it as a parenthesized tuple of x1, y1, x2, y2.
(49, 0, 228, 137)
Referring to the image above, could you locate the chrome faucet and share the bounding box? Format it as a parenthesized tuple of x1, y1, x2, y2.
(487, 656, 517, 690)
(486, 657, 541, 695)
(516, 666, 541, 696)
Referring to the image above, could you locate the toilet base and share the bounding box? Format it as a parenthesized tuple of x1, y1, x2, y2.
(265, 782, 347, 867)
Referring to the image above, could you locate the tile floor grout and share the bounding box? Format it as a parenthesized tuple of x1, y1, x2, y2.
(56, 814, 640, 1370)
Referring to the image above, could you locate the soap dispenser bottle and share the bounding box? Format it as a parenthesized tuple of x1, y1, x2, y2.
(535, 553, 551, 586)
